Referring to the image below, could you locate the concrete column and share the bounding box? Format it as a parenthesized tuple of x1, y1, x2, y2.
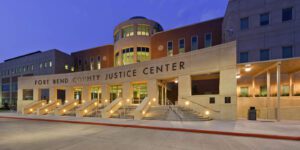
(66, 87, 73, 101)
(147, 79, 158, 105)
(17, 88, 23, 112)
(49, 87, 57, 101)
(267, 71, 271, 98)
(82, 86, 90, 102)
(252, 78, 256, 97)
(101, 84, 110, 103)
(276, 63, 281, 121)
(178, 75, 191, 98)
(122, 82, 131, 100)
(164, 85, 167, 105)
(289, 74, 293, 97)
(33, 88, 40, 101)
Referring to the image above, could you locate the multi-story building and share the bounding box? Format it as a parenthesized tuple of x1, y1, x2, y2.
(223, 0, 299, 63)
(0, 49, 73, 108)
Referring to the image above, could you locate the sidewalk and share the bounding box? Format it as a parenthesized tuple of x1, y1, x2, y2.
(0, 112, 299, 141)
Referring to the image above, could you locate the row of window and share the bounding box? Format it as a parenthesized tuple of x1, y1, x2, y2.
(114, 25, 151, 41)
(240, 7, 293, 30)
(115, 47, 150, 66)
(77, 56, 102, 71)
(240, 85, 290, 97)
(166, 33, 212, 56)
(239, 46, 293, 63)
(0, 61, 53, 77)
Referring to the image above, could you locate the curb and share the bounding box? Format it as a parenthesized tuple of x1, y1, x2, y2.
(0, 116, 299, 141)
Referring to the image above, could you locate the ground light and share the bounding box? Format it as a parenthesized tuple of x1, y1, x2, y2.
(185, 101, 190, 106)
(205, 110, 210, 115)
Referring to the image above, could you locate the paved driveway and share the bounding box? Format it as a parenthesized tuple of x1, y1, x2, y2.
(0, 118, 299, 150)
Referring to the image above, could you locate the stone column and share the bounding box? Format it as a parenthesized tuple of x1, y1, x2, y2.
(178, 75, 191, 98)
(33, 88, 40, 101)
(276, 63, 281, 121)
(101, 84, 110, 104)
(49, 87, 57, 102)
(17, 88, 23, 112)
(122, 82, 131, 102)
(66, 87, 73, 101)
(147, 79, 158, 105)
(289, 74, 293, 97)
(267, 71, 271, 98)
(252, 78, 256, 97)
(82, 86, 90, 102)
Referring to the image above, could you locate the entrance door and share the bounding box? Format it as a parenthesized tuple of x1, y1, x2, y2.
(166, 82, 178, 105)
(133, 83, 147, 104)
(40, 89, 50, 103)
(110, 85, 122, 102)
(57, 90, 66, 104)
(91, 87, 101, 101)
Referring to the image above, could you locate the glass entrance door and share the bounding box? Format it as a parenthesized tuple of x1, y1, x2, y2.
(110, 85, 122, 102)
(74, 88, 82, 103)
(91, 87, 101, 101)
(133, 83, 147, 104)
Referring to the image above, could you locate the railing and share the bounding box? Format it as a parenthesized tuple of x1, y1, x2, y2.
(76, 100, 102, 117)
(181, 97, 220, 113)
(22, 100, 47, 115)
(134, 97, 152, 120)
(101, 97, 123, 118)
(37, 100, 62, 115)
(166, 99, 183, 121)
(55, 99, 80, 116)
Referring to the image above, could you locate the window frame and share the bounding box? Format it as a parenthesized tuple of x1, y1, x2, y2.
(282, 46, 293, 58)
(240, 17, 249, 30)
(260, 12, 270, 26)
(260, 49, 270, 61)
(282, 7, 293, 22)
(167, 40, 173, 56)
(239, 51, 249, 63)
(178, 38, 185, 54)
(191, 35, 198, 51)
(204, 32, 212, 48)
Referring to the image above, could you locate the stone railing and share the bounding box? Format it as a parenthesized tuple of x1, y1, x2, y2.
(22, 100, 47, 115)
(37, 100, 62, 115)
(134, 97, 153, 120)
(76, 100, 101, 117)
(55, 99, 80, 116)
(101, 98, 123, 118)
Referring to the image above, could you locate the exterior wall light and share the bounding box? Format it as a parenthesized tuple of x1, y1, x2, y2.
(56, 102, 60, 106)
(84, 109, 88, 113)
(82, 100, 86, 103)
(118, 102, 122, 106)
(42, 103, 45, 106)
(74, 102, 78, 106)
(185, 101, 190, 106)
(110, 110, 114, 114)
(142, 111, 146, 115)
(105, 99, 108, 103)
(63, 109, 66, 113)
(49, 100, 52, 103)
(148, 102, 151, 105)
(153, 98, 156, 102)
(30, 108, 33, 112)
(205, 110, 210, 116)
(65, 100, 69, 103)
(45, 109, 48, 112)
(174, 79, 178, 83)
(94, 102, 98, 106)
(126, 99, 130, 103)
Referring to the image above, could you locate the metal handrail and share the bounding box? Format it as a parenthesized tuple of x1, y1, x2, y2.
(181, 97, 221, 113)
(166, 99, 183, 121)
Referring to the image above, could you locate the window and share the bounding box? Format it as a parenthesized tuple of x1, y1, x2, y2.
(49, 61, 52, 67)
(240, 17, 249, 30)
(23, 89, 33, 100)
(122, 47, 134, 65)
(260, 49, 270, 61)
(137, 25, 150, 36)
(137, 47, 150, 63)
(204, 33, 212, 47)
(65, 65, 69, 70)
(114, 30, 121, 42)
(260, 13, 269, 26)
(122, 26, 134, 38)
(167, 41, 173, 56)
(239, 52, 249, 63)
(178, 38, 185, 54)
(282, 7, 293, 22)
(191, 36, 198, 51)
(39, 63, 43, 69)
(191, 73, 220, 95)
(115, 52, 120, 66)
(282, 46, 293, 58)
(240, 87, 249, 97)
(281, 85, 290, 96)
(260, 86, 267, 97)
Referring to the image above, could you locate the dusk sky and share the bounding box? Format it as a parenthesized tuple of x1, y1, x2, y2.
(0, 0, 228, 62)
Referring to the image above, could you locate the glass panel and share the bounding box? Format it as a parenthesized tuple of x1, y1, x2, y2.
(74, 88, 82, 101)
(240, 52, 249, 63)
(240, 87, 249, 97)
(110, 85, 122, 102)
(260, 49, 270, 61)
(122, 26, 134, 38)
(282, 46, 293, 58)
(260, 13, 269, 26)
(240, 17, 249, 30)
(259, 86, 267, 97)
(23, 89, 33, 100)
(282, 7, 293, 22)
(191, 36, 198, 51)
(133, 83, 148, 104)
(204, 33, 212, 47)
(137, 25, 150, 36)
(167, 41, 173, 56)
(91, 87, 101, 100)
(179, 39, 185, 54)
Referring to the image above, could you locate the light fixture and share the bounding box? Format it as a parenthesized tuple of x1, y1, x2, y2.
(126, 99, 130, 103)
(148, 102, 151, 105)
(105, 99, 108, 103)
(56, 102, 60, 106)
(94, 102, 98, 106)
(63, 109, 66, 113)
(49, 100, 52, 103)
(84, 109, 88, 113)
(118, 102, 122, 106)
(29, 108, 33, 112)
(65, 100, 69, 103)
(245, 64, 252, 72)
(185, 101, 190, 106)
(42, 103, 45, 106)
(74, 102, 77, 106)
(205, 110, 210, 115)
(142, 111, 146, 115)
(82, 100, 86, 103)
(153, 98, 156, 102)
(45, 109, 48, 112)
(174, 79, 178, 83)
(110, 110, 114, 114)
(236, 74, 241, 79)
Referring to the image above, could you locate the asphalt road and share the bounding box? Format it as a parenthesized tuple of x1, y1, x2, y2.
(0, 118, 299, 150)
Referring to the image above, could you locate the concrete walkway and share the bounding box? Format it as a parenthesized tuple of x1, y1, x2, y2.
(0, 112, 299, 141)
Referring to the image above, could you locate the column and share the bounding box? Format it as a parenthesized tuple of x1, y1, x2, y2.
(178, 75, 191, 98)
(17, 88, 23, 112)
(49, 87, 57, 102)
(289, 74, 293, 97)
(122, 82, 131, 101)
(252, 78, 256, 97)
(164, 85, 167, 105)
(66, 87, 73, 101)
(82, 86, 89, 102)
(101, 84, 110, 103)
(0, 78, 2, 107)
(267, 71, 271, 98)
(276, 63, 281, 121)
(147, 79, 158, 105)
(33, 88, 40, 101)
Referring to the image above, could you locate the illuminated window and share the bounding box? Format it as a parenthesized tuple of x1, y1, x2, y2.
(39, 63, 43, 69)
(115, 52, 121, 66)
(137, 25, 150, 36)
(71, 67, 74, 72)
(122, 48, 134, 65)
(122, 26, 134, 38)
(240, 87, 249, 97)
(167, 41, 173, 56)
(65, 65, 69, 70)
(49, 61, 52, 67)
(137, 47, 150, 62)
(114, 30, 121, 42)
(178, 38, 185, 54)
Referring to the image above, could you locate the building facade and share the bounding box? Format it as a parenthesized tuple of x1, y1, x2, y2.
(223, 0, 300, 63)
(0, 49, 73, 108)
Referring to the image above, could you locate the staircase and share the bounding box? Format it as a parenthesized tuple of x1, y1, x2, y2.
(86, 105, 106, 117)
(62, 106, 79, 116)
(143, 105, 212, 121)
(110, 105, 137, 119)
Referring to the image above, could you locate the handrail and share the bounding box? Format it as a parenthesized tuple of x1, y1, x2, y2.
(166, 99, 183, 121)
(181, 97, 220, 113)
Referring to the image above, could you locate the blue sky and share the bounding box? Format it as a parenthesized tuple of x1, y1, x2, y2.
(0, 0, 228, 62)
